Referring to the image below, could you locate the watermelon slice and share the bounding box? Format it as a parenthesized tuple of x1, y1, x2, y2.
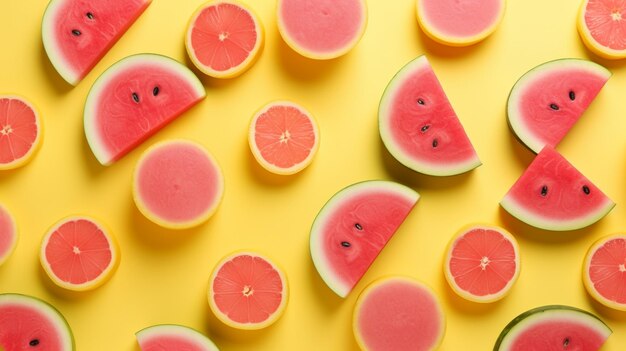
(310, 180, 419, 298)
(136, 324, 219, 351)
(507, 59, 610, 154)
(0, 293, 74, 350)
(501, 146, 614, 231)
(42, 0, 152, 85)
(84, 54, 206, 165)
(494, 305, 611, 351)
(379, 55, 481, 176)
(0, 204, 18, 267)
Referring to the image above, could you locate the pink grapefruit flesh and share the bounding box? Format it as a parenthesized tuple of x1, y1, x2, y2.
(249, 101, 319, 175)
(0, 95, 42, 170)
(578, 0, 626, 59)
(133, 140, 224, 229)
(583, 234, 626, 311)
(208, 252, 288, 330)
(0, 205, 17, 266)
(136, 324, 218, 351)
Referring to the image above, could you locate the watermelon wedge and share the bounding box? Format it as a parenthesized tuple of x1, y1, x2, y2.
(84, 54, 206, 165)
(494, 305, 611, 351)
(0, 204, 18, 267)
(507, 59, 610, 154)
(0, 293, 74, 351)
(501, 146, 614, 231)
(379, 55, 481, 176)
(136, 324, 219, 351)
(310, 180, 419, 298)
(42, 0, 152, 85)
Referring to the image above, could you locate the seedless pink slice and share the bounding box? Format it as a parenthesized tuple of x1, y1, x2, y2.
(0, 205, 17, 266)
(0, 95, 42, 170)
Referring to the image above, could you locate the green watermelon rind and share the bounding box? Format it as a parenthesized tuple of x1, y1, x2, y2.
(0, 293, 75, 351)
(309, 180, 419, 298)
(506, 58, 611, 154)
(493, 305, 612, 351)
(84, 53, 206, 166)
(378, 55, 481, 176)
(136, 324, 219, 351)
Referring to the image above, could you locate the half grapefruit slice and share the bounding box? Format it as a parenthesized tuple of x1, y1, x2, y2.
(578, 0, 626, 59)
(0, 95, 43, 170)
(583, 233, 626, 311)
(0, 204, 17, 266)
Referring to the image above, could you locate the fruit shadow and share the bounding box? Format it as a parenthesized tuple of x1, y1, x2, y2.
(584, 290, 626, 322)
(306, 258, 344, 312)
(505, 120, 536, 169)
(439, 277, 502, 315)
(416, 25, 480, 59)
(38, 43, 73, 95)
(36, 259, 99, 301)
(246, 146, 307, 187)
(80, 132, 109, 177)
(577, 40, 626, 70)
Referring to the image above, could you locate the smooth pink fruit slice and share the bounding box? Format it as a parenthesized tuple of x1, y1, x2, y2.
(583, 234, 626, 311)
(136, 324, 219, 351)
(578, 0, 626, 59)
(0, 205, 17, 266)
(0, 95, 43, 170)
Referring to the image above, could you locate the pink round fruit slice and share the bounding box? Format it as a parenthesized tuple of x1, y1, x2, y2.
(208, 252, 288, 330)
(0, 95, 43, 170)
(248, 101, 320, 175)
(0, 204, 17, 266)
(277, 0, 368, 59)
(133, 140, 224, 229)
(578, 0, 626, 59)
(186, 0, 264, 78)
(353, 276, 445, 351)
(444, 224, 520, 303)
(136, 324, 219, 351)
(40, 216, 120, 292)
(416, 0, 505, 46)
(583, 234, 626, 311)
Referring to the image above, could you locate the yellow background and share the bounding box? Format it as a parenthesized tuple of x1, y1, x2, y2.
(1, 0, 626, 349)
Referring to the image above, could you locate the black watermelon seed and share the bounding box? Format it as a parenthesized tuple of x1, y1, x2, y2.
(420, 125, 430, 133)
(569, 91, 575, 101)
(563, 337, 570, 347)
(341, 241, 351, 248)
(550, 103, 559, 111)
(71, 29, 81, 36)
(355, 223, 363, 231)
(153, 86, 160, 96)
(86, 12, 94, 19)
(583, 185, 590, 195)
(132, 92, 140, 103)
(541, 185, 548, 197)
(432, 139, 439, 148)
(417, 98, 425, 105)
(29, 339, 40, 346)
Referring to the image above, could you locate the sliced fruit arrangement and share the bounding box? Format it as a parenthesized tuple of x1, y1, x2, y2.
(208, 251, 288, 330)
(186, 0, 264, 79)
(578, 0, 626, 59)
(133, 140, 224, 229)
(310, 180, 419, 298)
(493, 305, 611, 350)
(248, 101, 320, 175)
(42, 0, 152, 85)
(40, 216, 120, 291)
(353, 276, 445, 351)
(0, 95, 43, 170)
(507, 59, 610, 154)
(583, 233, 626, 311)
(0, 205, 17, 266)
(0, 293, 74, 350)
(500, 146, 614, 231)
(136, 324, 219, 351)
(84, 54, 206, 166)
(416, 0, 506, 46)
(277, 0, 367, 59)
(444, 224, 520, 303)
(379, 55, 481, 176)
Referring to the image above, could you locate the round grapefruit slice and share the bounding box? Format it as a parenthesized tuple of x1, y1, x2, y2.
(208, 251, 288, 330)
(0, 204, 17, 267)
(353, 276, 446, 351)
(133, 140, 224, 229)
(186, 0, 264, 79)
(416, 0, 506, 46)
(578, 0, 626, 59)
(0, 95, 43, 170)
(248, 101, 320, 175)
(277, 0, 368, 60)
(136, 324, 219, 351)
(444, 224, 520, 303)
(39, 216, 120, 292)
(583, 233, 626, 311)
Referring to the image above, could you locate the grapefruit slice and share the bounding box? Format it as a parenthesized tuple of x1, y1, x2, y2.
(353, 276, 446, 351)
(277, 0, 368, 60)
(186, 0, 264, 79)
(578, 0, 626, 59)
(416, 0, 505, 46)
(248, 101, 320, 175)
(39, 216, 120, 292)
(133, 140, 224, 229)
(0, 293, 74, 350)
(136, 324, 219, 351)
(0, 95, 43, 170)
(0, 205, 17, 267)
(444, 224, 520, 303)
(208, 252, 288, 330)
(583, 233, 626, 311)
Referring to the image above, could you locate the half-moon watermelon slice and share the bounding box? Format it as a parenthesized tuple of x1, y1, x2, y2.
(507, 59, 610, 154)
(310, 180, 419, 298)
(379, 55, 481, 176)
(500, 146, 614, 231)
(84, 54, 206, 165)
(136, 324, 219, 351)
(42, 0, 152, 86)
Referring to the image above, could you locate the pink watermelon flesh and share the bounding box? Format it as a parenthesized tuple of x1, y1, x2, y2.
(0, 206, 16, 264)
(42, 0, 151, 85)
(136, 325, 218, 351)
(501, 146, 614, 231)
(84, 54, 205, 165)
(310, 181, 419, 297)
(379, 55, 481, 176)
(507, 59, 610, 153)
(419, 0, 503, 38)
(0, 294, 73, 351)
